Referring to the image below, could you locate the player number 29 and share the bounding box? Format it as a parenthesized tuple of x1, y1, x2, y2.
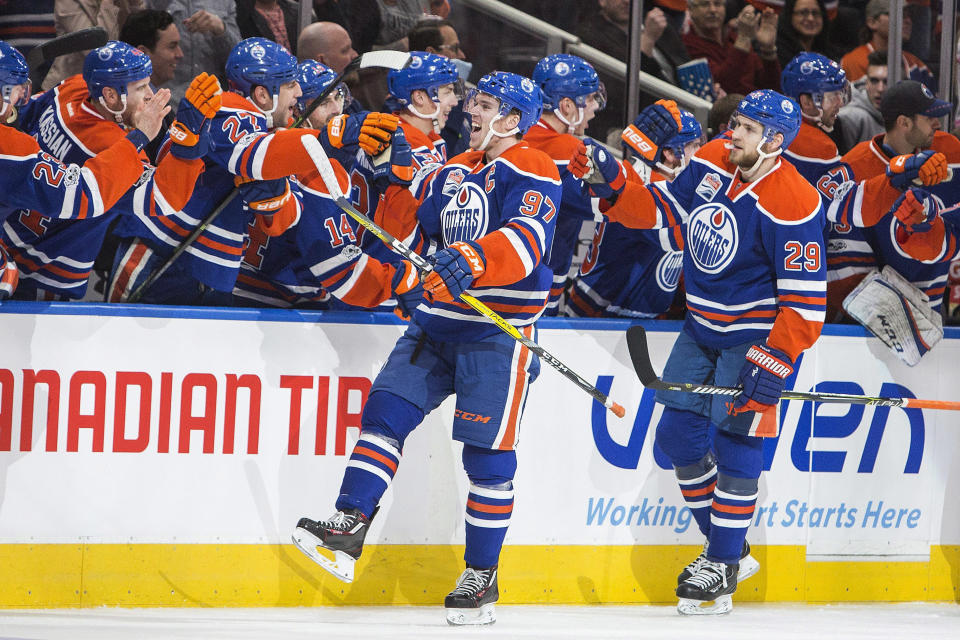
(783, 241, 821, 272)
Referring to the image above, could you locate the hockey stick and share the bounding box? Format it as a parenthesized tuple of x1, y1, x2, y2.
(26, 27, 108, 87)
(126, 50, 413, 303)
(300, 135, 627, 418)
(625, 325, 960, 411)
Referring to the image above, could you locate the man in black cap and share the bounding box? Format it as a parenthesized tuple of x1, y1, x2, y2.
(836, 80, 956, 363)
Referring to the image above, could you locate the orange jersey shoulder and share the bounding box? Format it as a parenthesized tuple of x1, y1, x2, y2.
(754, 159, 822, 221)
(0, 124, 41, 155)
(498, 141, 562, 181)
(931, 131, 960, 163)
(841, 45, 869, 82)
(841, 137, 888, 179)
(523, 121, 582, 162)
(221, 91, 259, 112)
(786, 121, 839, 162)
(692, 137, 733, 170)
(55, 74, 128, 153)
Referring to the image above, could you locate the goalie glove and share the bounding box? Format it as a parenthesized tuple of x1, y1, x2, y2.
(886, 150, 948, 191)
(422, 241, 485, 303)
(569, 139, 626, 200)
(169, 72, 222, 160)
(728, 344, 793, 415)
(322, 112, 400, 156)
(621, 99, 684, 167)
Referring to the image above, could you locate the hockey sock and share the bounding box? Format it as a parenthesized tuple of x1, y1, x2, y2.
(462, 445, 517, 568)
(707, 431, 763, 564)
(675, 451, 718, 537)
(336, 391, 423, 517)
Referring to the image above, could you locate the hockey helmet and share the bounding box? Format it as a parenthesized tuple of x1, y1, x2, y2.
(226, 37, 298, 98)
(781, 52, 850, 108)
(0, 40, 30, 108)
(83, 41, 152, 99)
(296, 59, 343, 113)
(733, 89, 802, 151)
(470, 71, 543, 135)
(386, 51, 463, 111)
(533, 53, 604, 111)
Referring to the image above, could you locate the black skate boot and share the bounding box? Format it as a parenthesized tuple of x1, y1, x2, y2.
(679, 540, 759, 585)
(675, 560, 738, 615)
(444, 565, 499, 626)
(291, 507, 377, 583)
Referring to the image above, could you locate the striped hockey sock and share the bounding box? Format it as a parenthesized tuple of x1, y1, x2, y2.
(336, 432, 401, 517)
(708, 474, 758, 564)
(675, 452, 717, 537)
(464, 482, 514, 568)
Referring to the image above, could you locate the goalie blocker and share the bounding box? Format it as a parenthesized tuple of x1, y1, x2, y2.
(843, 265, 943, 366)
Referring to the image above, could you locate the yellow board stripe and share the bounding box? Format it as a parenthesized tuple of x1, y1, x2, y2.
(0, 545, 957, 607)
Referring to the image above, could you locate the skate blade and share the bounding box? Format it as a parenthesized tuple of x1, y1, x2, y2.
(677, 595, 732, 616)
(291, 527, 355, 583)
(446, 603, 496, 626)
(738, 553, 760, 582)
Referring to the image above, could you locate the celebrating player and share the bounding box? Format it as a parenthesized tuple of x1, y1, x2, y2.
(0, 40, 176, 300)
(566, 109, 703, 318)
(106, 37, 400, 305)
(3, 41, 220, 301)
(526, 53, 606, 314)
(293, 71, 559, 626)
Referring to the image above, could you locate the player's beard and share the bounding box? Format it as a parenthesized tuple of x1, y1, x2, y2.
(729, 146, 760, 170)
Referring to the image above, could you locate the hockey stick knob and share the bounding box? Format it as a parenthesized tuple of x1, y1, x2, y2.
(610, 402, 626, 418)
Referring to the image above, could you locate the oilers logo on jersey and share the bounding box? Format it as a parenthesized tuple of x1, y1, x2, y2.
(655, 250, 684, 292)
(688, 203, 738, 274)
(442, 183, 489, 244)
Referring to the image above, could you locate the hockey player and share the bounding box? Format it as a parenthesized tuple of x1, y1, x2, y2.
(0, 40, 173, 299)
(107, 37, 401, 304)
(292, 71, 559, 626)
(233, 59, 419, 311)
(779, 52, 950, 320)
(2, 41, 221, 301)
(566, 109, 702, 318)
(526, 53, 607, 314)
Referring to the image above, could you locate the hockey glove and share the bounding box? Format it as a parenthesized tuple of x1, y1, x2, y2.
(423, 241, 485, 303)
(373, 127, 415, 191)
(886, 150, 948, 191)
(322, 112, 400, 156)
(390, 259, 424, 319)
(621, 99, 684, 167)
(891, 187, 940, 233)
(169, 72, 222, 160)
(236, 177, 292, 213)
(728, 343, 793, 415)
(0, 243, 19, 301)
(569, 139, 626, 200)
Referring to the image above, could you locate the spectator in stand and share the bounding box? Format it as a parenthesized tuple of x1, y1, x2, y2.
(775, 0, 843, 69)
(42, 0, 145, 90)
(577, 0, 689, 143)
(146, 0, 240, 106)
(373, 0, 449, 50)
(683, 0, 781, 95)
(298, 21, 364, 111)
(840, 0, 933, 91)
(837, 49, 887, 153)
(0, 0, 56, 58)
(235, 0, 299, 55)
(120, 10, 183, 89)
(707, 91, 744, 138)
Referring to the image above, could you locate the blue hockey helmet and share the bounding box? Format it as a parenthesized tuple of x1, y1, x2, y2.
(733, 89, 802, 150)
(0, 40, 30, 109)
(386, 51, 463, 112)
(533, 53, 603, 111)
(226, 38, 298, 98)
(781, 52, 850, 107)
(663, 110, 704, 156)
(296, 59, 342, 113)
(83, 40, 152, 99)
(472, 71, 543, 134)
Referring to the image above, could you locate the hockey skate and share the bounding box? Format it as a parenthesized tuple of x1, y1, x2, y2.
(291, 507, 376, 583)
(678, 540, 759, 585)
(444, 566, 498, 626)
(676, 560, 738, 615)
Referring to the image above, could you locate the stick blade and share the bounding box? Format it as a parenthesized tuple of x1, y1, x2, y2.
(626, 325, 660, 387)
(27, 27, 107, 71)
(357, 50, 412, 71)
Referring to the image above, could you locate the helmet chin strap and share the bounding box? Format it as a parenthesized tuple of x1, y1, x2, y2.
(99, 94, 128, 124)
(742, 137, 782, 180)
(553, 105, 583, 135)
(407, 101, 442, 134)
(476, 113, 519, 152)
